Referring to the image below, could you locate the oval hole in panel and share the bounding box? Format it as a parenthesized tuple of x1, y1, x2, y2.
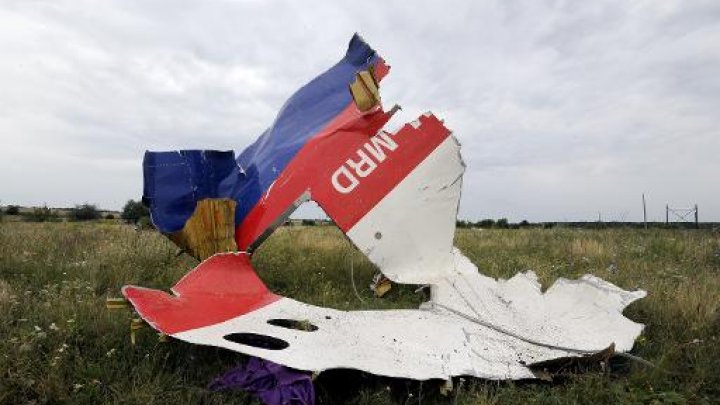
(223, 333, 289, 350)
(267, 319, 319, 332)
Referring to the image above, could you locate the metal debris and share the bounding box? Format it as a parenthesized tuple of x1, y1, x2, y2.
(119, 34, 646, 381)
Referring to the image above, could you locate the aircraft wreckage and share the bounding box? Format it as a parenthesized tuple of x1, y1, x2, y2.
(117, 34, 646, 383)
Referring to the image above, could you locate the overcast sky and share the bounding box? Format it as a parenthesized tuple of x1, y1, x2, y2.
(1, 0, 718, 222)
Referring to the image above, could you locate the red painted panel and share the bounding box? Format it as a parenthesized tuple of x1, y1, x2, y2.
(122, 253, 280, 335)
(314, 114, 450, 231)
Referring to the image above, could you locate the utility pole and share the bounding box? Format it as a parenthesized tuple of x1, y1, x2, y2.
(695, 204, 699, 229)
(642, 193, 647, 229)
(665, 204, 669, 225)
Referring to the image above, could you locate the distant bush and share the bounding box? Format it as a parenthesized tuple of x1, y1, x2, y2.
(121, 200, 149, 224)
(136, 216, 154, 230)
(301, 219, 316, 226)
(22, 205, 59, 222)
(475, 219, 495, 228)
(69, 204, 101, 221)
(105, 214, 115, 220)
(5, 205, 20, 215)
(496, 218, 509, 229)
(519, 220, 530, 228)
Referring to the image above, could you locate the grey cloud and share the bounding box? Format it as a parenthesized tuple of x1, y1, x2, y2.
(0, 0, 717, 221)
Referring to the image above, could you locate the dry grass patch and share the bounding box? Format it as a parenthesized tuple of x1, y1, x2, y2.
(0, 222, 718, 403)
(0, 278, 13, 306)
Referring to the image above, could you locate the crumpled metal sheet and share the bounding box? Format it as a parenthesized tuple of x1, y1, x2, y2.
(122, 34, 647, 381)
(126, 255, 644, 380)
(123, 118, 645, 379)
(142, 34, 387, 242)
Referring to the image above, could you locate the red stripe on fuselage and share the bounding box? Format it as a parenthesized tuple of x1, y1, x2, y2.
(235, 59, 391, 250)
(235, 111, 450, 250)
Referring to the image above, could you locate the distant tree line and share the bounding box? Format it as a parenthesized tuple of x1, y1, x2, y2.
(456, 218, 524, 229)
(0, 201, 150, 225)
(21, 205, 61, 222)
(455, 219, 719, 230)
(18, 204, 101, 222)
(2, 203, 716, 230)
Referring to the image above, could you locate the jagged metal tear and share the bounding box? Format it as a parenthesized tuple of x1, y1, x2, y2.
(162, 119, 646, 381)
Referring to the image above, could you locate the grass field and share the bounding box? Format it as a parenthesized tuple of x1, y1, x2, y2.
(0, 221, 718, 404)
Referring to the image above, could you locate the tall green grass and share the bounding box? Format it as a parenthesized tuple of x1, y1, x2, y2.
(0, 222, 718, 403)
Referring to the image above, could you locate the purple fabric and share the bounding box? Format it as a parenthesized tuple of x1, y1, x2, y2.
(209, 357, 315, 405)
